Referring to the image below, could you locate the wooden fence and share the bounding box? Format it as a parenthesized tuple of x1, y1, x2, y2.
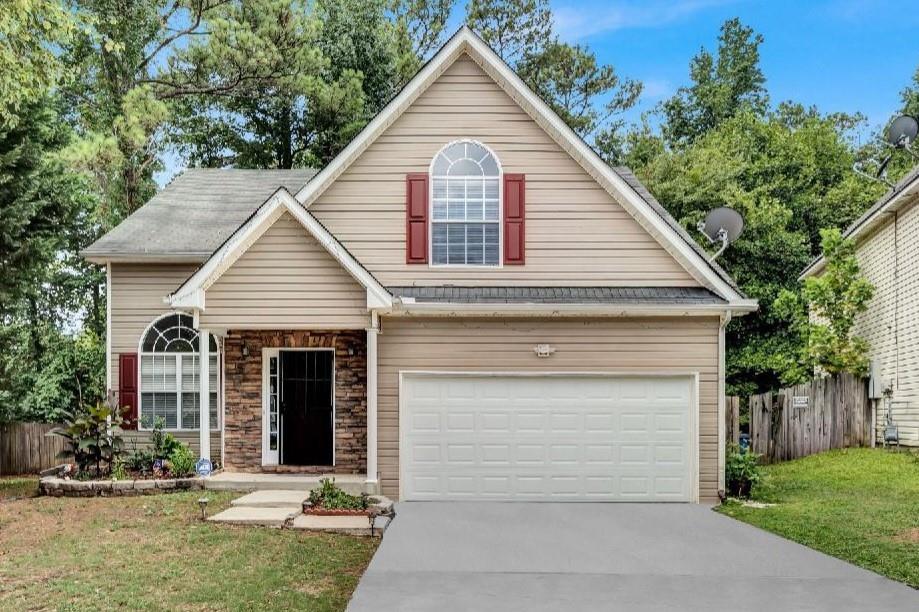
(747, 373, 871, 463)
(725, 395, 741, 447)
(0, 422, 66, 476)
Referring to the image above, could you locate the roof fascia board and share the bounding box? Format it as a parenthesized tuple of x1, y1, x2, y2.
(167, 188, 392, 310)
(293, 27, 741, 302)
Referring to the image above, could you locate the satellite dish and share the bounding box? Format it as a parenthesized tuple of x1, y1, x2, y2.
(698, 207, 744, 261)
(886, 115, 919, 148)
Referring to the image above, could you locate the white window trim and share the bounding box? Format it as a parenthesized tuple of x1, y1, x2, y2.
(428, 139, 504, 269)
(136, 313, 221, 433)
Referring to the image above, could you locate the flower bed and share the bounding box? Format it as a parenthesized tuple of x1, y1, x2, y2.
(303, 505, 375, 517)
(302, 478, 392, 517)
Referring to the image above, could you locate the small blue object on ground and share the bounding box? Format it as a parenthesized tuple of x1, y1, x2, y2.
(195, 458, 212, 477)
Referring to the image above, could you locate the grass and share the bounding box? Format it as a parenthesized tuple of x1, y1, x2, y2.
(0, 490, 378, 610)
(0, 476, 38, 501)
(718, 448, 919, 588)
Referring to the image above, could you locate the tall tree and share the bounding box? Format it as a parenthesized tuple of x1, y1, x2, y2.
(518, 41, 642, 154)
(171, 0, 452, 169)
(168, 0, 366, 169)
(468, 0, 641, 161)
(63, 0, 322, 224)
(466, 0, 551, 65)
(0, 0, 76, 128)
(637, 106, 873, 394)
(391, 0, 454, 87)
(661, 18, 769, 147)
(774, 229, 875, 381)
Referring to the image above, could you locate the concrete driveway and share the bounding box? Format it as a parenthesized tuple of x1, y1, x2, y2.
(348, 502, 917, 611)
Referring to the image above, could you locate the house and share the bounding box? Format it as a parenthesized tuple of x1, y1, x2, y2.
(800, 165, 919, 447)
(82, 27, 756, 502)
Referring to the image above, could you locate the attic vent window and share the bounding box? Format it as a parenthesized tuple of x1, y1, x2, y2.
(430, 140, 501, 266)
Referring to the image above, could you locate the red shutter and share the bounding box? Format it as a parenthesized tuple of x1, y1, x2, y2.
(406, 173, 429, 263)
(503, 173, 526, 264)
(119, 353, 138, 430)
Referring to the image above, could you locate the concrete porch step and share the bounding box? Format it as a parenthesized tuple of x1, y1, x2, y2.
(207, 505, 301, 527)
(231, 490, 309, 508)
(205, 472, 375, 495)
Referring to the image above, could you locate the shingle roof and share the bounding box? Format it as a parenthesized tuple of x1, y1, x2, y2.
(613, 166, 742, 295)
(82, 168, 318, 259)
(388, 286, 725, 304)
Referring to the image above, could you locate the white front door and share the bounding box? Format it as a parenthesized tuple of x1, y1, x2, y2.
(400, 373, 697, 502)
(262, 349, 281, 466)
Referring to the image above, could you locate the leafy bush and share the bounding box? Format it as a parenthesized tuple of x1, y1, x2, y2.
(145, 416, 182, 459)
(125, 442, 155, 473)
(111, 456, 128, 481)
(52, 395, 126, 477)
(725, 443, 762, 498)
(308, 478, 368, 510)
(168, 445, 196, 477)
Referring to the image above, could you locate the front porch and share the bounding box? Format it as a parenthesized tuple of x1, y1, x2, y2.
(212, 329, 378, 486)
(205, 471, 378, 494)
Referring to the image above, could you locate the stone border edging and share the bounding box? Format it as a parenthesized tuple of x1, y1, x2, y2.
(40, 476, 205, 497)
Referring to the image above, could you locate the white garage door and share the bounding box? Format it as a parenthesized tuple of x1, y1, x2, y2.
(400, 374, 696, 502)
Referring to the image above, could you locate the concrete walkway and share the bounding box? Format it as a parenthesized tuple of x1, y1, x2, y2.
(206, 489, 394, 534)
(347, 502, 918, 611)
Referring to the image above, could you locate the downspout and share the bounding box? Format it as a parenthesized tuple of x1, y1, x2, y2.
(718, 311, 732, 498)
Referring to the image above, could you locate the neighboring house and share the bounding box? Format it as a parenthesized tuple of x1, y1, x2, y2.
(83, 28, 756, 502)
(801, 165, 919, 447)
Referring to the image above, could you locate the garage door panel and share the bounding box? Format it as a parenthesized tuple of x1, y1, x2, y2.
(402, 374, 694, 501)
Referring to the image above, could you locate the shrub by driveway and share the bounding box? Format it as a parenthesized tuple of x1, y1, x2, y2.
(718, 448, 919, 588)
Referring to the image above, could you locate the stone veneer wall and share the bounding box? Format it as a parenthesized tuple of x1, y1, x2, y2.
(223, 330, 367, 473)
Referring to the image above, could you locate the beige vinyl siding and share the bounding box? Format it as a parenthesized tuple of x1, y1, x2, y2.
(110, 263, 222, 454)
(310, 54, 697, 287)
(110, 263, 198, 392)
(853, 196, 919, 445)
(199, 212, 370, 330)
(377, 317, 721, 501)
(123, 430, 222, 465)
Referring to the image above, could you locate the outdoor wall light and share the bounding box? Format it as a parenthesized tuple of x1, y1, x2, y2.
(241, 343, 249, 357)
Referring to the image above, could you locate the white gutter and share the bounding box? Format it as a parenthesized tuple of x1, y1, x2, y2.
(717, 311, 732, 497)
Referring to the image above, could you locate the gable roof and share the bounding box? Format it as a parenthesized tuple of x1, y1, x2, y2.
(82, 168, 317, 262)
(167, 188, 392, 311)
(292, 26, 750, 306)
(800, 164, 919, 278)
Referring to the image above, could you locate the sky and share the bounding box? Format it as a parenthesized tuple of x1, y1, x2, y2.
(547, 0, 919, 137)
(157, 0, 919, 185)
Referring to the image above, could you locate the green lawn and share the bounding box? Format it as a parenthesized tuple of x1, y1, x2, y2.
(0, 476, 38, 501)
(718, 448, 919, 588)
(0, 490, 378, 610)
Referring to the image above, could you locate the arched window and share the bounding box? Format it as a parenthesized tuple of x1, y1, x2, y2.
(139, 313, 218, 430)
(430, 140, 501, 266)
